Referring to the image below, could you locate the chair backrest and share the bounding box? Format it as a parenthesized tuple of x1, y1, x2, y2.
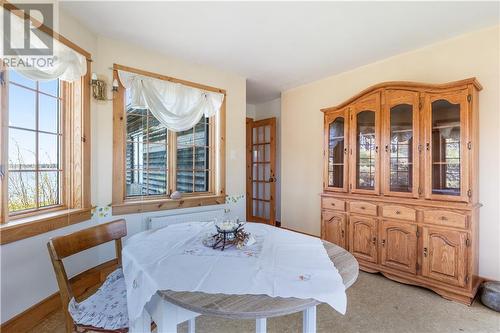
(47, 219, 127, 333)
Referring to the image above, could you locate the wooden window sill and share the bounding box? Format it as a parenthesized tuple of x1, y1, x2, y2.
(0, 208, 92, 245)
(112, 194, 226, 215)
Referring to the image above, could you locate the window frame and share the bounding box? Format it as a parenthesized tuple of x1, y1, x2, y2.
(0, 64, 92, 244)
(6, 75, 65, 217)
(0, 4, 92, 244)
(112, 64, 226, 215)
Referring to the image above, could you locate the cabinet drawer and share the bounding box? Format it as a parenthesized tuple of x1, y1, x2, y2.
(423, 210, 468, 229)
(350, 201, 377, 216)
(322, 197, 346, 211)
(382, 205, 416, 221)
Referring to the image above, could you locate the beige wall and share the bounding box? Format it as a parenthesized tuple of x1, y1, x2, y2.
(281, 26, 500, 280)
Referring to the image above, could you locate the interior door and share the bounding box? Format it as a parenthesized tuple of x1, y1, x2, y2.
(421, 226, 468, 287)
(423, 89, 469, 202)
(382, 90, 420, 198)
(321, 210, 347, 249)
(324, 109, 349, 192)
(246, 117, 276, 225)
(350, 93, 381, 195)
(349, 215, 378, 263)
(380, 220, 418, 274)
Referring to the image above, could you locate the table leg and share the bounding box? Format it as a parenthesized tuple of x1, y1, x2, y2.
(187, 318, 196, 333)
(256, 318, 267, 333)
(129, 308, 152, 333)
(303, 306, 316, 333)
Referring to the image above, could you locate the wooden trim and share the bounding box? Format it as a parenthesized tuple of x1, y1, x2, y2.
(0, 67, 8, 224)
(82, 61, 92, 208)
(112, 194, 226, 215)
(112, 70, 126, 205)
(113, 63, 226, 94)
(321, 78, 482, 113)
(0, 259, 119, 333)
(0, 208, 92, 245)
(246, 117, 253, 222)
(1, 1, 92, 60)
(219, 97, 227, 198)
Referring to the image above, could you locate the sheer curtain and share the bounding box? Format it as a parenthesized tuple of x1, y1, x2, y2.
(1, 7, 87, 82)
(118, 70, 225, 132)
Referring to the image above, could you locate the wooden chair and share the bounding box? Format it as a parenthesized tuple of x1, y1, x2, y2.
(47, 219, 129, 333)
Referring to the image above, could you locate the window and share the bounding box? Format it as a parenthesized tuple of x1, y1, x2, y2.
(176, 116, 212, 193)
(126, 107, 169, 197)
(0, 68, 91, 232)
(7, 70, 62, 215)
(112, 65, 225, 214)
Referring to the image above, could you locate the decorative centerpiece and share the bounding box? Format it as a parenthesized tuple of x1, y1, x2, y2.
(203, 219, 252, 251)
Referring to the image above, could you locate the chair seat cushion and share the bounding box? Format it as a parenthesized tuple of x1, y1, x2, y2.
(69, 268, 128, 330)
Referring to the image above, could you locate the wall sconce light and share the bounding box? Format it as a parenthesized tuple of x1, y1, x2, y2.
(112, 78, 119, 92)
(91, 72, 107, 100)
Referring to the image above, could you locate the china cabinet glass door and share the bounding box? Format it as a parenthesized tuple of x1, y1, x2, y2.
(383, 90, 419, 198)
(350, 93, 380, 194)
(425, 90, 469, 202)
(324, 109, 348, 192)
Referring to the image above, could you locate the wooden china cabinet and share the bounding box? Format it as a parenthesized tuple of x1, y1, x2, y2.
(320, 78, 482, 304)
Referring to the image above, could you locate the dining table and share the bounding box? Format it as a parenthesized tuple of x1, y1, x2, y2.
(125, 223, 359, 333)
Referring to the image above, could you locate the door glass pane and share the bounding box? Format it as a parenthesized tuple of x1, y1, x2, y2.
(431, 99, 461, 196)
(356, 111, 376, 190)
(389, 104, 413, 192)
(328, 117, 344, 188)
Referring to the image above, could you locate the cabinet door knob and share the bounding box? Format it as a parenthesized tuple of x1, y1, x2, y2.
(384, 145, 389, 153)
(341, 230, 345, 238)
(360, 206, 366, 210)
(381, 239, 386, 246)
(426, 143, 430, 151)
(440, 216, 448, 221)
(371, 237, 377, 245)
(423, 247, 428, 257)
(344, 147, 348, 155)
(395, 210, 401, 215)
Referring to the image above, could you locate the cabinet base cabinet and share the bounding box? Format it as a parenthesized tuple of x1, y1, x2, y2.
(358, 261, 481, 305)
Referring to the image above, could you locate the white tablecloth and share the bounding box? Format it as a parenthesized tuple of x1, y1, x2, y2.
(122, 222, 347, 325)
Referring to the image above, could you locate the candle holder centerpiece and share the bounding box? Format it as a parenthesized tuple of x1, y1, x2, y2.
(204, 219, 251, 251)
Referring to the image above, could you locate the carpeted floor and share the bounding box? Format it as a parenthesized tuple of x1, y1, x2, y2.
(29, 272, 500, 333)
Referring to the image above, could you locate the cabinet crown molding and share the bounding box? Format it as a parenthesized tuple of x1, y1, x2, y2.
(321, 78, 482, 113)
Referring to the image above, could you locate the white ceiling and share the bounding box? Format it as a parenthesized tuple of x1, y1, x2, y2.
(61, 1, 499, 104)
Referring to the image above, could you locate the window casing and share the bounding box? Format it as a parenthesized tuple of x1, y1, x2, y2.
(112, 65, 226, 215)
(7, 70, 63, 216)
(0, 67, 91, 228)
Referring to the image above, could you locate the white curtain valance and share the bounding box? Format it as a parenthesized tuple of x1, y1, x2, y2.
(1, 7, 87, 82)
(118, 70, 225, 132)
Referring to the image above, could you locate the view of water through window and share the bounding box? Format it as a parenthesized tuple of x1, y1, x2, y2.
(7, 70, 62, 214)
